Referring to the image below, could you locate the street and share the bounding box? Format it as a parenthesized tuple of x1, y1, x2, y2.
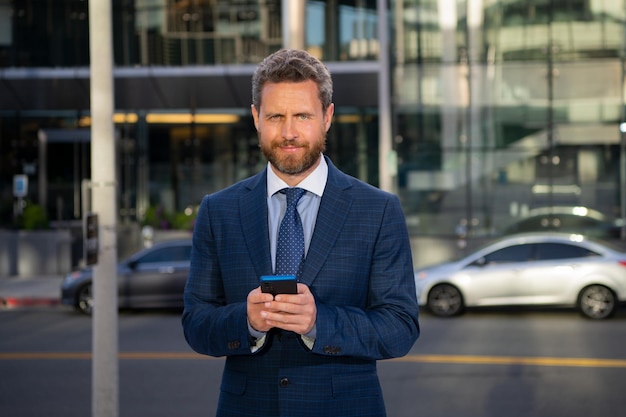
(1, 306, 626, 417)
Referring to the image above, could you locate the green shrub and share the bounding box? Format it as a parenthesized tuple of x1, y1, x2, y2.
(143, 204, 196, 231)
(20, 204, 49, 230)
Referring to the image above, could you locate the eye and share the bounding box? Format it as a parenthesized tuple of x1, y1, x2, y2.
(298, 114, 310, 120)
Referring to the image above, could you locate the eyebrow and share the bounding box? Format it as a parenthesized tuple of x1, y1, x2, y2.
(264, 111, 314, 118)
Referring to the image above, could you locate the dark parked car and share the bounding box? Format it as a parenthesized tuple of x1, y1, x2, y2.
(502, 206, 623, 239)
(61, 239, 191, 314)
(415, 233, 626, 319)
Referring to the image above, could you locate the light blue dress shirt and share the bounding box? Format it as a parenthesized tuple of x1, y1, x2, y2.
(248, 155, 327, 347)
(267, 155, 327, 271)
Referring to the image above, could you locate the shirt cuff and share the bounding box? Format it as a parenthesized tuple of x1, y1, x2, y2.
(300, 324, 317, 350)
(248, 322, 267, 352)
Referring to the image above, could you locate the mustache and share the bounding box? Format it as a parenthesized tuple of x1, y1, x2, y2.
(273, 140, 307, 148)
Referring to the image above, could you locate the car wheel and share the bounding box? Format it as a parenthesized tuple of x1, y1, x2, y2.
(427, 284, 464, 317)
(578, 285, 616, 320)
(76, 283, 93, 315)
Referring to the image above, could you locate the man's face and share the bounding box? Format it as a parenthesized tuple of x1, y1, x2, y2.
(252, 80, 334, 185)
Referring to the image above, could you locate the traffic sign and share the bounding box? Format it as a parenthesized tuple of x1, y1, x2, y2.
(13, 175, 28, 198)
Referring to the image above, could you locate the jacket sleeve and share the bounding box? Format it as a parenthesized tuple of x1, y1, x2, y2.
(181, 195, 256, 357)
(309, 193, 420, 360)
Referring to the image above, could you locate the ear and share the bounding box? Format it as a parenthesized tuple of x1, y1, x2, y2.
(251, 104, 260, 130)
(324, 103, 335, 132)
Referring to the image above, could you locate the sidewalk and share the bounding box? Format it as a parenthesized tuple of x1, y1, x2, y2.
(0, 275, 64, 308)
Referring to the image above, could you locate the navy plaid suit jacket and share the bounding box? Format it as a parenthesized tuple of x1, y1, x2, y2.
(183, 156, 420, 417)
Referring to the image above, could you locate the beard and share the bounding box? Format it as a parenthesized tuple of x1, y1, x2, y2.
(261, 137, 326, 176)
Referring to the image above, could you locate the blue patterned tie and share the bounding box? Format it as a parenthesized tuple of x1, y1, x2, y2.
(276, 187, 306, 277)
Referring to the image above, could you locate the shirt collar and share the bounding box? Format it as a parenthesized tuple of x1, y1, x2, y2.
(267, 154, 328, 198)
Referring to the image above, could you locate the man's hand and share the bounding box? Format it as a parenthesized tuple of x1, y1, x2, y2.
(247, 287, 275, 333)
(247, 283, 317, 335)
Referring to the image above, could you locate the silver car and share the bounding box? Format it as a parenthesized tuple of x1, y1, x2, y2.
(415, 233, 626, 319)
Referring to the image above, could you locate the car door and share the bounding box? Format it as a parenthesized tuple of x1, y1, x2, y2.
(518, 242, 599, 304)
(123, 243, 191, 308)
(461, 243, 534, 305)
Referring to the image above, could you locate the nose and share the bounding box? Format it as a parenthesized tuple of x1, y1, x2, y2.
(281, 118, 297, 140)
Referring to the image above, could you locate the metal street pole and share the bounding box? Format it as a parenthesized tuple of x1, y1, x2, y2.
(88, 1, 119, 416)
(281, 0, 306, 50)
(621, 1, 626, 241)
(378, 0, 395, 193)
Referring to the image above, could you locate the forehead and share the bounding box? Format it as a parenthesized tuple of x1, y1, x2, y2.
(260, 80, 322, 111)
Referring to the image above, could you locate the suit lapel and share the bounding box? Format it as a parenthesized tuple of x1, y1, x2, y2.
(240, 170, 273, 278)
(300, 159, 353, 287)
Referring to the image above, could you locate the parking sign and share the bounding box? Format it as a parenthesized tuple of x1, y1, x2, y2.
(13, 175, 28, 198)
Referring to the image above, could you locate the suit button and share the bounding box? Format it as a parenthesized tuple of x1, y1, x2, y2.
(279, 378, 289, 388)
(323, 345, 341, 355)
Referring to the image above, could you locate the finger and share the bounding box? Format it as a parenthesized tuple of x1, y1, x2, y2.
(263, 301, 293, 316)
(273, 294, 298, 303)
(250, 289, 274, 304)
(296, 283, 309, 294)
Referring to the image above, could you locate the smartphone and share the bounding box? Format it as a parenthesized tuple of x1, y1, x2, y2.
(260, 275, 297, 296)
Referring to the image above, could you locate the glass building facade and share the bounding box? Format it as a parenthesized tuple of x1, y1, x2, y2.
(0, 0, 625, 268)
(395, 0, 626, 265)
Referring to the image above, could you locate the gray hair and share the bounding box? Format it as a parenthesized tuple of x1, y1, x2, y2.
(251, 49, 333, 112)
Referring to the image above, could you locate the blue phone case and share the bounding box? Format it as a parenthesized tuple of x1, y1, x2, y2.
(260, 275, 297, 295)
